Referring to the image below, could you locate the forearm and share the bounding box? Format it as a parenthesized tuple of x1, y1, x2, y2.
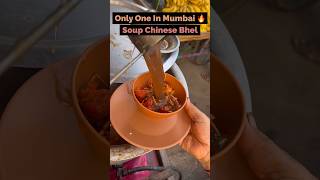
(238, 121, 317, 180)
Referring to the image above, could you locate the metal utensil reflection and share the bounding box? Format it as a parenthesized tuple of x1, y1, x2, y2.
(110, 35, 167, 85)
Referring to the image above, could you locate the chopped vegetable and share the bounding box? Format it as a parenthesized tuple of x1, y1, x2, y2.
(135, 81, 181, 113)
(78, 74, 126, 145)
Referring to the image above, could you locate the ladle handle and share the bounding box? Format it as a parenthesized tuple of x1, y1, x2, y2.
(110, 34, 166, 85)
(128, 35, 166, 53)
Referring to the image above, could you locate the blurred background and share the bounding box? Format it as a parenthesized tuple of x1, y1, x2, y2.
(0, 0, 107, 68)
(215, 0, 320, 176)
(0, 1, 210, 179)
(0, 0, 107, 113)
(1, 0, 319, 178)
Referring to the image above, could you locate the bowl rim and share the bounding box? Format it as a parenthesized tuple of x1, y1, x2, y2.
(212, 55, 246, 160)
(71, 38, 110, 147)
(132, 72, 187, 116)
(160, 35, 180, 54)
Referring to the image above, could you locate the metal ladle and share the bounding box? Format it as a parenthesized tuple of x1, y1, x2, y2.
(109, 35, 166, 85)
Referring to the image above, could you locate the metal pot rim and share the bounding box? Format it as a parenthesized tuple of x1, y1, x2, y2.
(110, 0, 156, 12)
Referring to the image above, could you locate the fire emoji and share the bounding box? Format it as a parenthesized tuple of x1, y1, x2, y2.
(198, 14, 205, 23)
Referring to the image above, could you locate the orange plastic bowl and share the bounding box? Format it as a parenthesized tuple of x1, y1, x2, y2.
(110, 73, 191, 150)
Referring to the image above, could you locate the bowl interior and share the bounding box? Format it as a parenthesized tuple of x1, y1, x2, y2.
(211, 55, 246, 159)
(133, 72, 187, 115)
(72, 39, 110, 162)
(74, 40, 108, 92)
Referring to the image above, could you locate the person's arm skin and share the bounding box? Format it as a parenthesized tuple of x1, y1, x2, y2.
(239, 113, 318, 180)
(180, 100, 211, 171)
